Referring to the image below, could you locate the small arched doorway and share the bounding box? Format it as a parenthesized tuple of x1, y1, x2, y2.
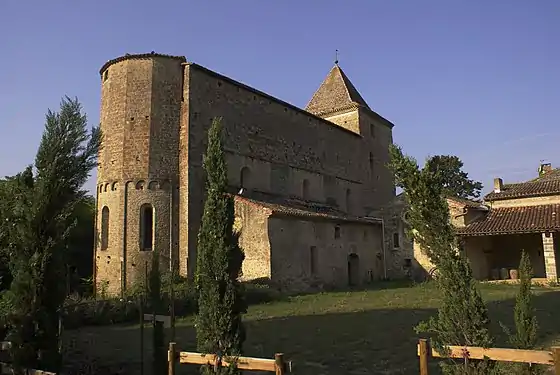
(347, 253, 360, 286)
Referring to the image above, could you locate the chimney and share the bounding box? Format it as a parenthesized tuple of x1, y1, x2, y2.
(538, 162, 552, 176)
(493, 178, 503, 193)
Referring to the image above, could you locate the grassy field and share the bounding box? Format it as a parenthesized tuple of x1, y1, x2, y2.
(63, 281, 560, 375)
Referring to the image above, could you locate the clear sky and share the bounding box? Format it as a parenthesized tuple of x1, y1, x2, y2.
(1, 1, 559, 195)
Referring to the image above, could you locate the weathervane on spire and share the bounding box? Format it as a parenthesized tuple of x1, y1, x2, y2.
(335, 49, 339, 65)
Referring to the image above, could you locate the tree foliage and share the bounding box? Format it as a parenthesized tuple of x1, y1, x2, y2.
(0, 97, 100, 373)
(195, 117, 246, 375)
(501, 250, 540, 374)
(426, 155, 483, 199)
(388, 145, 493, 374)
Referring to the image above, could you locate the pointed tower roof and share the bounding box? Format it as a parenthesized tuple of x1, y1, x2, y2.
(306, 64, 371, 116)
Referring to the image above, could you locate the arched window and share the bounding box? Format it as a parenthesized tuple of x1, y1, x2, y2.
(345, 188, 352, 213)
(302, 179, 310, 200)
(140, 204, 154, 251)
(100, 206, 109, 250)
(240, 167, 251, 189)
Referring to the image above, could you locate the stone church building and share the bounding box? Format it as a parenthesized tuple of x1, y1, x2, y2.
(94, 52, 396, 295)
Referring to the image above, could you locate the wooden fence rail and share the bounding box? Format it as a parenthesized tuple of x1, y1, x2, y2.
(168, 342, 292, 375)
(0, 341, 57, 375)
(418, 339, 560, 375)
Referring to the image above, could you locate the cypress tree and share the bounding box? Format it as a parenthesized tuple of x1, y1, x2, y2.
(1, 97, 100, 373)
(148, 251, 166, 375)
(195, 117, 246, 375)
(389, 145, 493, 374)
(501, 250, 539, 374)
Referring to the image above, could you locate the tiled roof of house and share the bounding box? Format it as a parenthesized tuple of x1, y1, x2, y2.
(305, 64, 371, 116)
(484, 168, 560, 201)
(234, 192, 380, 225)
(530, 168, 560, 182)
(446, 196, 487, 209)
(456, 204, 560, 236)
(395, 192, 487, 210)
(484, 179, 560, 201)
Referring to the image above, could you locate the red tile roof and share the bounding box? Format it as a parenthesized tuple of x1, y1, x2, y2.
(234, 194, 380, 225)
(446, 196, 487, 209)
(484, 169, 560, 201)
(456, 204, 560, 236)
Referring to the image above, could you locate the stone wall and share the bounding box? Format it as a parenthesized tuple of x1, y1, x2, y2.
(96, 55, 183, 294)
(268, 217, 384, 291)
(543, 232, 558, 280)
(233, 198, 273, 281)
(181, 63, 394, 278)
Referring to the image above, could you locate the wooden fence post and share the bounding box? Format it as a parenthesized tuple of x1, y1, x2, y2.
(419, 339, 430, 375)
(168, 342, 176, 375)
(552, 347, 560, 375)
(274, 353, 285, 375)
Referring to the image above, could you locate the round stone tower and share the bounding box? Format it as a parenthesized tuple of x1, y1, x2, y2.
(95, 52, 186, 296)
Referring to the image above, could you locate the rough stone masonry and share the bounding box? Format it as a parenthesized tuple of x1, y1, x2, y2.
(94, 52, 397, 296)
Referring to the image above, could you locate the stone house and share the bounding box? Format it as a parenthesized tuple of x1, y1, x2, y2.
(387, 163, 560, 282)
(94, 52, 396, 295)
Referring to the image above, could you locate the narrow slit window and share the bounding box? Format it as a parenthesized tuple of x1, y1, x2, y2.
(302, 179, 310, 200)
(393, 232, 400, 248)
(310, 246, 318, 275)
(140, 204, 154, 251)
(100, 206, 110, 250)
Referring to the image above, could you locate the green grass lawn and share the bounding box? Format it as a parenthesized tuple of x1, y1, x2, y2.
(63, 281, 560, 375)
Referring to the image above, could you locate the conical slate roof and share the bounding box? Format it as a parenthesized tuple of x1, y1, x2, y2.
(306, 64, 370, 116)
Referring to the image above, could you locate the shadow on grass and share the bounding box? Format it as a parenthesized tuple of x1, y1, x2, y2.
(64, 288, 560, 375)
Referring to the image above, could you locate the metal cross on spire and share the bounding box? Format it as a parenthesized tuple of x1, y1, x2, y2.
(335, 49, 339, 65)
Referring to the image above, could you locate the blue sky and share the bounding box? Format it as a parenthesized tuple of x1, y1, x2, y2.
(1, 1, 559, 195)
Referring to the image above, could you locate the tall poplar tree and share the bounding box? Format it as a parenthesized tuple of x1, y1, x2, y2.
(388, 145, 493, 374)
(1, 97, 100, 373)
(195, 117, 246, 375)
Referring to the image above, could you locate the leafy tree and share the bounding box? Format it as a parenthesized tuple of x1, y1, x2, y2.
(66, 195, 95, 295)
(426, 155, 483, 199)
(501, 250, 539, 374)
(195, 117, 246, 375)
(389, 145, 493, 374)
(0, 97, 100, 373)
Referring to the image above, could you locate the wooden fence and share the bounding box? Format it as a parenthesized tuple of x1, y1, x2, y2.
(0, 341, 57, 375)
(167, 342, 292, 375)
(418, 339, 560, 375)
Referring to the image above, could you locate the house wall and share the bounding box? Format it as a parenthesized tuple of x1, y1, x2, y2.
(463, 236, 493, 279)
(267, 217, 384, 291)
(485, 234, 546, 278)
(488, 194, 560, 208)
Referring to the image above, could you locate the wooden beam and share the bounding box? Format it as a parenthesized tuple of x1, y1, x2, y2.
(168, 342, 177, 375)
(418, 339, 429, 375)
(417, 344, 555, 365)
(178, 352, 292, 372)
(552, 347, 560, 375)
(143, 314, 171, 328)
